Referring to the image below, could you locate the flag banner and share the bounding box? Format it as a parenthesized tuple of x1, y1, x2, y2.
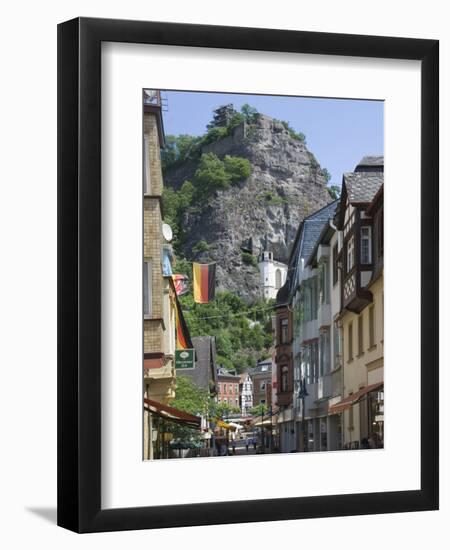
(193, 262, 216, 303)
(172, 274, 189, 296)
(175, 294, 193, 350)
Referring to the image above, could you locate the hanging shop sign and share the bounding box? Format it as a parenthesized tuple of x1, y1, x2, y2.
(175, 349, 195, 369)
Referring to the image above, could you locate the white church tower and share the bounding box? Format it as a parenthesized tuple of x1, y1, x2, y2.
(257, 240, 288, 300)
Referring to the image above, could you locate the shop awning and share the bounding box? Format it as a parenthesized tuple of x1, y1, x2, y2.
(144, 398, 201, 428)
(216, 419, 237, 431)
(328, 382, 383, 415)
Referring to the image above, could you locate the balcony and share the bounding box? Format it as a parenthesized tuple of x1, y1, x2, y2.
(317, 302, 331, 328)
(318, 373, 333, 400)
(276, 388, 293, 407)
(342, 267, 373, 313)
(300, 319, 318, 343)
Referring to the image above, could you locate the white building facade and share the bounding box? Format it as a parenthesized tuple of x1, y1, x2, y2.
(258, 250, 288, 300)
(240, 373, 253, 414)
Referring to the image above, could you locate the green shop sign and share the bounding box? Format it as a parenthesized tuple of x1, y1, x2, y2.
(175, 349, 195, 369)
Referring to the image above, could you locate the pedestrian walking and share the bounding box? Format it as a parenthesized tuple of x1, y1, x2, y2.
(245, 438, 249, 453)
(252, 437, 257, 451)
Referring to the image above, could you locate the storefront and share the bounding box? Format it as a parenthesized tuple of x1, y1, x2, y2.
(328, 382, 384, 449)
(143, 397, 202, 459)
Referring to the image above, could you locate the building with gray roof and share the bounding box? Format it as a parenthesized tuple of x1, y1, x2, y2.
(177, 336, 218, 396)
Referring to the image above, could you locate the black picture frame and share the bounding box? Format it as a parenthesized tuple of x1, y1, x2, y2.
(57, 17, 439, 533)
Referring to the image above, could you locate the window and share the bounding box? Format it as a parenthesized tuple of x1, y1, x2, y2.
(281, 366, 289, 392)
(275, 269, 282, 289)
(369, 305, 375, 348)
(235, 384, 238, 393)
(347, 235, 355, 272)
(260, 382, 266, 392)
(332, 243, 338, 285)
(361, 226, 372, 264)
(144, 260, 152, 316)
(302, 347, 311, 385)
(323, 261, 330, 304)
(312, 340, 319, 383)
(319, 329, 330, 376)
(333, 325, 342, 368)
(348, 322, 353, 361)
(318, 263, 330, 304)
(357, 315, 364, 355)
(280, 318, 289, 343)
(143, 136, 151, 194)
(312, 278, 318, 319)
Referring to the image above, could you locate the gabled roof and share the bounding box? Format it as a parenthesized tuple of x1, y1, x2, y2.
(275, 201, 338, 305)
(299, 201, 338, 261)
(343, 172, 384, 204)
(354, 155, 384, 172)
(178, 336, 218, 388)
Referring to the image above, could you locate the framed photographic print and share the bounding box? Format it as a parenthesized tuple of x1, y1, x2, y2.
(57, 17, 439, 533)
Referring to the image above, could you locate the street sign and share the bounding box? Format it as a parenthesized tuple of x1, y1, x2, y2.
(175, 348, 195, 369)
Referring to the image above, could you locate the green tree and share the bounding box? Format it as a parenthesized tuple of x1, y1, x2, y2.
(202, 126, 229, 145)
(240, 103, 259, 123)
(322, 168, 332, 184)
(327, 184, 341, 200)
(193, 153, 232, 195)
(241, 251, 257, 266)
(171, 376, 210, 416)
(192, 239, 210, 255)
(223, 155, 252, 183)
(161, 134, 202, 171)
(170, 376, 212, 448)
(279, 120, 306, 142)
(249, 403, 268, 416)
(212, 401, 240, 419)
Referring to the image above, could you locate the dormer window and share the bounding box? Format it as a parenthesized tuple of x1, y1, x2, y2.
(361, 226, 372, 264)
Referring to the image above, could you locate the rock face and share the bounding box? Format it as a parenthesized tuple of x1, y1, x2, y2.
(164, 114, 332, 303)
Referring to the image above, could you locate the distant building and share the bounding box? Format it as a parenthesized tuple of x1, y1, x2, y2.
(239, 372, 253, 414)
(250, 359, 273, 407)
(178, 336, 218, 398)
(217, 368, 241, 411)
(258, 247, 288, 300)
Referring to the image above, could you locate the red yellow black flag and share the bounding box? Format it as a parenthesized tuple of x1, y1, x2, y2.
(175, 294, 193, 350)
(193, 262, 216, 304)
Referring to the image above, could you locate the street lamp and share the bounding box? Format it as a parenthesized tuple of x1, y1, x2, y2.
(268, 405, 273, 452)
(298, 377, 309, 452)
(260, 404, 265, 453)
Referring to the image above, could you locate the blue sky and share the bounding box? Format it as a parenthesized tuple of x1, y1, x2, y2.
(160, 91, 384, 187)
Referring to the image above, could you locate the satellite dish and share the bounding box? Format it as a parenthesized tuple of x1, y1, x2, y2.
(162, 223, 173, 242)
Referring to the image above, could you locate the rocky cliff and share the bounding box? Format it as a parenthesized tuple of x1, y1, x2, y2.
(164, 114, 332, 303)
